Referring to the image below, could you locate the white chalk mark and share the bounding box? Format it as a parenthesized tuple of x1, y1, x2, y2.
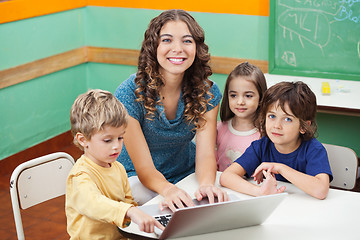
(300, 13, 311, 32)
(281, 51, 297, 66)
(315, 14, 319, 41)
(298, 35, 305, 48)
(283, 27, 286, 38)
(336, 35, 344, 42)
(278, 9, 331, 53)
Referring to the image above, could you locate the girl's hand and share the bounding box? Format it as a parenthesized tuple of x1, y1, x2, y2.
(259, 167, 286, 195)
(160, 185, 195, 212)
(194, 184, 229, 203)
(126, 206, 165, 233)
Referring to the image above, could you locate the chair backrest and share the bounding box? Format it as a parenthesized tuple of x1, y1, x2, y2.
(323, 143, 358, 190)
(10, 152, 75, 240)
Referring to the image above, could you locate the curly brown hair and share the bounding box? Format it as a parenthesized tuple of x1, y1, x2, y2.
(259, 81, 318, 141)
(134, 9, 213, 129)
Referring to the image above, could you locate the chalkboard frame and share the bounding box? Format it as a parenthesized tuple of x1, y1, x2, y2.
(269, 0, 360, 81)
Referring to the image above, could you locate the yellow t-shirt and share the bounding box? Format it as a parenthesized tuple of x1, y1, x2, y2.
(65, 155, 137, 240)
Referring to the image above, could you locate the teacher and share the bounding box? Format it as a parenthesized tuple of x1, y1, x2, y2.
(115, 9, 228, 210)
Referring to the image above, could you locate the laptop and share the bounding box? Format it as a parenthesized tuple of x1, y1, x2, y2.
(138, 193, 288, 239)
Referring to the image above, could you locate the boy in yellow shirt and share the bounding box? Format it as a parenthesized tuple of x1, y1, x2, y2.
(66, 89, 164, 239)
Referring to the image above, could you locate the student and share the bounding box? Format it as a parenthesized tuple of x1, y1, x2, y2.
(220, 81, 333, 200)
(65, 89, 164, 240)
(114, 9, 228, 210)
(216, 62, 267, 171)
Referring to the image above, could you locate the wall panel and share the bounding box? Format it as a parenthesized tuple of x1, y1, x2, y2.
(0, 8, 85, 70)
(0, 65, 87, 159)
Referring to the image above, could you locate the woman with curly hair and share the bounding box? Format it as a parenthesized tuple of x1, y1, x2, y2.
(115, 9, 228, 210)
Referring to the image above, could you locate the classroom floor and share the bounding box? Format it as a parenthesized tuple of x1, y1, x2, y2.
(0, 132, 360, 240)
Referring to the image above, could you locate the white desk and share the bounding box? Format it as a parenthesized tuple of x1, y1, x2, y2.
(120, 172, 360, 240)
(265, 74, 360, 116)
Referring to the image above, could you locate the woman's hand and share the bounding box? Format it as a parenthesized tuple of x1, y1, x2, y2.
(160, 185, 195, 212)
(194, 184, 229, 203)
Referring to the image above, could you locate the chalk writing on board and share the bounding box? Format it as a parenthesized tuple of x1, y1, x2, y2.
(281, 51, 297, 66)
(338, 0, 360, 8)
(278, 9, 331, 54)
(277, 0, 359, 67)
(334, 4, 360, 23)
(270, 0, 360, 79)
(279, 0, 343, 15)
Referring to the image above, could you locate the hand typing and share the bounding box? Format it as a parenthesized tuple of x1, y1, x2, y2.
(160, 185, 194, 212)
(195, 184, 229, 203)
(126, 206, 165, 233)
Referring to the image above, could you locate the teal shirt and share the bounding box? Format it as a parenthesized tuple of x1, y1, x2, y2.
(114, 74, 222, 183)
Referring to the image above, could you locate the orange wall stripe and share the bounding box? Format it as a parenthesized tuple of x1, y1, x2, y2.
(87, 0, 269, 16)
(0, 0, 87, 24)
(0, 0, 268, 25)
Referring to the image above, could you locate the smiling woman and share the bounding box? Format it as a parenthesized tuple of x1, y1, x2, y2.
(157, 21, 196, 105)
(114, 9, 229, 208)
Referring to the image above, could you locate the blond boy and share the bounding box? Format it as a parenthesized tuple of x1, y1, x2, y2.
(66, 89, 163, 240)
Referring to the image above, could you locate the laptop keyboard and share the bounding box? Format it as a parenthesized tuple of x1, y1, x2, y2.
(155, 214, 172, 227)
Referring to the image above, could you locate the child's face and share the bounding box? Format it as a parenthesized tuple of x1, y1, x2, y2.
(228, 77, 260, 121)
(157, 20, 196, 80)
(265, 102, 303, 154)
(82, 125, 126, 168)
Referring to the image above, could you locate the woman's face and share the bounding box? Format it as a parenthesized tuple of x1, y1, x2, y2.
(156, 20, 196, 80)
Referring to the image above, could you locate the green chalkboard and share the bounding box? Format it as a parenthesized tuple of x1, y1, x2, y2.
(269, 0, 360, 81)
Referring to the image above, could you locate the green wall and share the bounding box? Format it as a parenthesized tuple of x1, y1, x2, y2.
(316, 113, 360, 152)
(0, 8, 85, 71)
(0, 8, 87, 160)
(84, 7, 269, 60)
(0, 65, 87, 159)
(0, 6, 359, 160)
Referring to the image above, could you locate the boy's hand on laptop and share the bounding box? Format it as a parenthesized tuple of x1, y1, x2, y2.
(195, 184, 229, 203)
(126, 206, 165, 233)
(161, 185, 195, 212)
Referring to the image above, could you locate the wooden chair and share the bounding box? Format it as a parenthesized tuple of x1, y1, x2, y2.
(323, 143, 358, 190)
(10, 152, 75, 240)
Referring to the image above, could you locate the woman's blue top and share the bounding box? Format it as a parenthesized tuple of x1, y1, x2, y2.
(115, 73, 222, 183)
